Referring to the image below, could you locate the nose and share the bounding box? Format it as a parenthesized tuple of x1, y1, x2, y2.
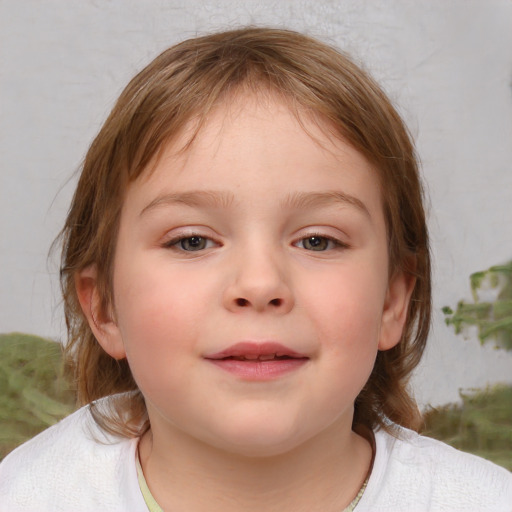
(222, 247, 294, 314)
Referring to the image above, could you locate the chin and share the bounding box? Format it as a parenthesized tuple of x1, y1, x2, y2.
(205, 419, 311, 459)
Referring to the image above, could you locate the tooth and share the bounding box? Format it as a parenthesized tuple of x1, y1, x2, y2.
(244, 354, 259, 360)
(259, 353, 276, 361)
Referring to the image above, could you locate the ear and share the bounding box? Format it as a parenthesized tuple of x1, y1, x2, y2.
(378, 269, 416, 351)
(75, 265, 126, 360)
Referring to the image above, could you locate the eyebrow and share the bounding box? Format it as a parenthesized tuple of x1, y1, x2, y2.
(139, 189, 370, 218)
(283, 191, 371, 218)
(140, 190, 236, 216)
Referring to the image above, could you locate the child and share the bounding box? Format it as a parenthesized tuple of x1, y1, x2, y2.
(1, 27, 511, 511)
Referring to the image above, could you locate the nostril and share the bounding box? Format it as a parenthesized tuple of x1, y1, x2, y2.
(233, 297, 284, 308)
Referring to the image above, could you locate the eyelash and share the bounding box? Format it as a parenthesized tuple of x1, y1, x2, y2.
(293, 233, 348, 252)
(162, 233, 219, 252)
(162, 232, 348, 253)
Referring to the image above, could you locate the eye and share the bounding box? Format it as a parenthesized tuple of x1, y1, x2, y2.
(165, 235, 216, 252)
(295, 235, 344, 252)
(179, 236, 208, 251)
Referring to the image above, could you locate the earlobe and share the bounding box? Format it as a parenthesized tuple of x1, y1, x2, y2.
(378, 269, 416, 351)
(75, 266, 127, 360)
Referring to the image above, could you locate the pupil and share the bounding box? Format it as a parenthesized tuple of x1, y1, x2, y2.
(182, 236, 205, 251)
(306, 236, 327, 251)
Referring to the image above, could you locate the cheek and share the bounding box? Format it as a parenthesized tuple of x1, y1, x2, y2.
(112, 262, 208, 391)
(298, 263, 386, 392)
(115, 254, 208, 335)
(300, 263, 387, 343)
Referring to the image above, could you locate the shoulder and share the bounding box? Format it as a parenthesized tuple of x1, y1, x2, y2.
(359, 426, 512, 511)
(0, 399, 146, 511)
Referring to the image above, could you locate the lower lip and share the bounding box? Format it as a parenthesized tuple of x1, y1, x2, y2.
(206, 358, 308, 380)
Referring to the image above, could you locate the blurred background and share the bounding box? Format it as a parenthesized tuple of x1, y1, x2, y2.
(1, 0, 511, 465)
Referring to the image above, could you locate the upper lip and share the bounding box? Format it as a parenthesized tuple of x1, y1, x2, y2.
(204, 342, 308, 360)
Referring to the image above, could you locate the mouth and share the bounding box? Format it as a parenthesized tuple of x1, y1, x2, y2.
(204, 342, 309, 380)
(205, 342, 308, 361)
(221, 353, 299, 361)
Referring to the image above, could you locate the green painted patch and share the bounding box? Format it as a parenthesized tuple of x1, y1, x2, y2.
(443, 260, 512, 350)
(0, 333, 75, 460)
(423, 385, 512, 470)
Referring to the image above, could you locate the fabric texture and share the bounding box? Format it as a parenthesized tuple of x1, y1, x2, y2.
(357, 425, 512, 511)
(1, 402, 511, 511)
(0, 405, 147, 512)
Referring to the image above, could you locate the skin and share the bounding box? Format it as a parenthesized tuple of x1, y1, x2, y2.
(78, 93, 414, 512)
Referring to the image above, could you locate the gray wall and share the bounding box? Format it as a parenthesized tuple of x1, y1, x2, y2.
(1, 0, 511, 408)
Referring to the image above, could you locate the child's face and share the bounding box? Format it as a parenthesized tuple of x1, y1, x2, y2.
(86, 93, 411, 456)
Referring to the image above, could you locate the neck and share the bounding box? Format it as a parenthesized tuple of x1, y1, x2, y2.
(138, 418, 373, 512)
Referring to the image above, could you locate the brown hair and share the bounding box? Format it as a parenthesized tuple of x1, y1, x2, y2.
(60, 27, 431, 437)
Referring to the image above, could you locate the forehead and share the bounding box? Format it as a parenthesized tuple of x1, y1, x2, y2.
(126, 92, 384, 220)
(141, 92, 378, 182)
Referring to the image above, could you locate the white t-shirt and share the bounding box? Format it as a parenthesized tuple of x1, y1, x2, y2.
(1, 402, 511, 511)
